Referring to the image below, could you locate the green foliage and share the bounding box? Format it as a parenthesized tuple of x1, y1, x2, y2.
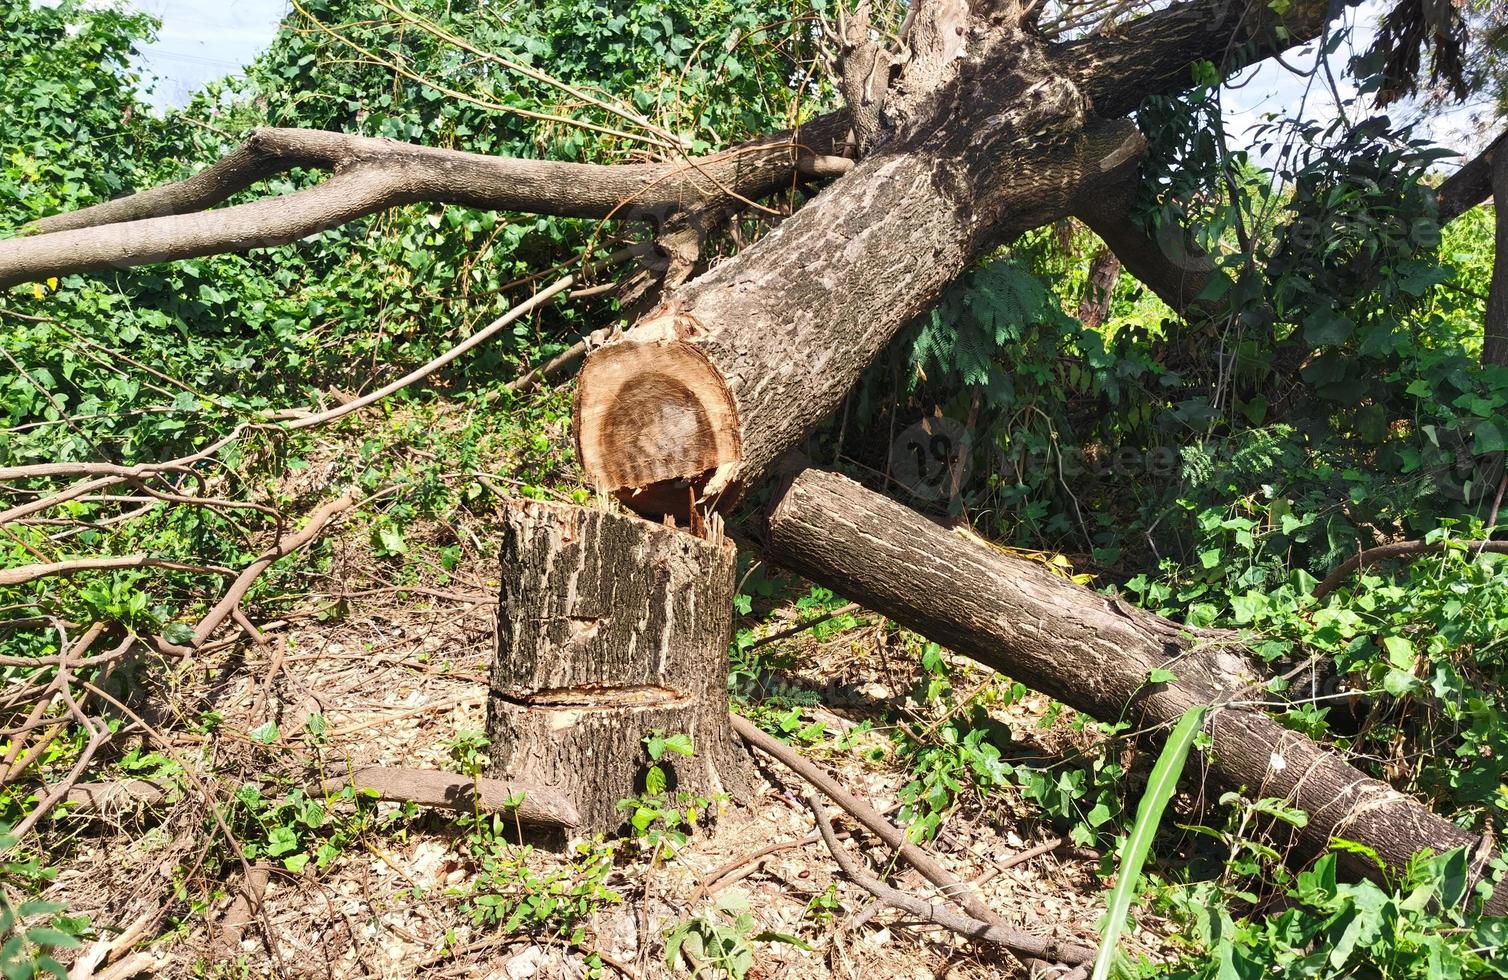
(889, 650, 1124, 847)
(791, 586, 860, 640)
(463, 837, 619, 937)
(665, 890, 806, 980)
(746, 705, 829, 745)
(0, 0, 172, 224)
(617, 731, 716, 862)
(802, 883, 841, 925)
(729, 581, 862, 720)
(443, 729, 492, 779)
(1128, 526, 1508, 831)
(0, 831, 90, 980)
(895, 714, 1015, 842)
(1091, 705, 1206, 980)
(908, 259, 1078, 406)
(1156, 848, 1508, 978)
(1263, 118, 1452, 356)
(226, 782, 376, 874)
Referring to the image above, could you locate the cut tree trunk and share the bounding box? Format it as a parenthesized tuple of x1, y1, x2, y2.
(487, 499, 749, 835)
(574, 114, 1145, 519)
(574, 4, 1155, 520)
(575, 115, 1145, 518)
(757, 465, 1503, 909)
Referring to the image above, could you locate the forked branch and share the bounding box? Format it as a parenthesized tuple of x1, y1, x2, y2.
(806, 794, 1095, 965)
(0, 117, 850, 290)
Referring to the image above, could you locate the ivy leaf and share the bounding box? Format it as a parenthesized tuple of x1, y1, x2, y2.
(162, 622, 195, 645)
(1303, 309, 1354, 346)
(662, 733, 695, 757)
(1382, 636, 1415, 671)
(1473, 419, 1507, 454)
(644, 764, 666, 796)
(19, 928, 77, 949)
(265, 825, 299, 857)
(1383, 669, 1419, 697)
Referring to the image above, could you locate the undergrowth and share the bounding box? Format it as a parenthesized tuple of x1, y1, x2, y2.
(1, 0, 1507, 976)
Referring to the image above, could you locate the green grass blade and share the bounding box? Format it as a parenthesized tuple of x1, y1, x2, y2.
(1091, 704, 1208, 980)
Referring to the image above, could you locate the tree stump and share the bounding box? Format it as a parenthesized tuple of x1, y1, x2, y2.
(487, 499, 749, 836)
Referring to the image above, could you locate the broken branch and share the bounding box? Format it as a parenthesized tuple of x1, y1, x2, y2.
(1, 114, 850, 289)
(733, 713, 1021, 931)
(806, 793, 1095, 964)
(1312, 539, 1508, 601)
(338, 766, 582, 828)
(283, 276, 574, 430)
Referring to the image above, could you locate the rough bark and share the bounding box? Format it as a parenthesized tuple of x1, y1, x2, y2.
(1484, 143, 1508, 367)
(488, 499, 749, 835)
(836, 2, 893, 153)
(1077, 244, 1123, 329)
(757, 466, 1502, 909)
(0, 117, 851, 290)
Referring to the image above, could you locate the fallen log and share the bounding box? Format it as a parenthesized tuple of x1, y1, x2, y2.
(757, 466, 1503, 910)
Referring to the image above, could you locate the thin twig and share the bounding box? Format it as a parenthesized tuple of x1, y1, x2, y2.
(291, 1, 672, 150)
(746, 602, 862, 651)
(0, 556, 235, 588)
(689, 800, 905, 904)
(506, 339, 588, 396)
(371, 0, 684, 149)
(997, 836, 1067, 871)
(184, 493, 357, 649)
(732, 713, 1007, 927)
(283, 277, 574, 430)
